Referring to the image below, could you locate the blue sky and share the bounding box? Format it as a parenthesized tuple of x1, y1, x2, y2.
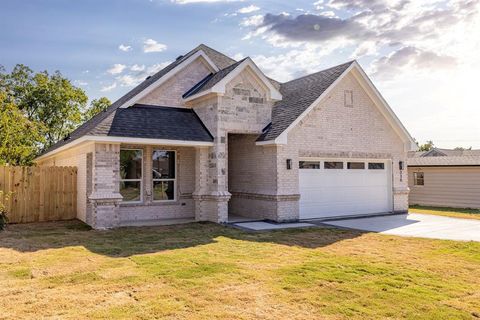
(1, 0, 479, 148)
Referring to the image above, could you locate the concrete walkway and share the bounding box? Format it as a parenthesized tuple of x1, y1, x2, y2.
(323, 213, 480, 242)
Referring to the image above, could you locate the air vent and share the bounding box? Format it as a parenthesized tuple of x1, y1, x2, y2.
(145, 76, 152, 80)
(176, 55, 183, 60)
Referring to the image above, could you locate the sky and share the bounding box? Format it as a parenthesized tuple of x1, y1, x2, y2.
(1, 0, 479, 148)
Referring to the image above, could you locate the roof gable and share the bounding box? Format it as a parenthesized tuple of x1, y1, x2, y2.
(257, 61, 417, 151)
(38, 44, 235, 159)
(183, 58, 282, 102)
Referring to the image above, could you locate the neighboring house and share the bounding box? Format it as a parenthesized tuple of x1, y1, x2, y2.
(408, 148, 480, 209)
(36, 44, 416, 229)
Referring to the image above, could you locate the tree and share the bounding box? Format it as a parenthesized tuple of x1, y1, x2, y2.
(0, 64, 88, 150)
(83, 97, 111, 121)
(0, 92, 44, 165)
(418, 140, 435, 152)
(454, 146, 472, 151)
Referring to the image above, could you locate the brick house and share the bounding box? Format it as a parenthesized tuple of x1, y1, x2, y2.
(36, 44, 416, 229)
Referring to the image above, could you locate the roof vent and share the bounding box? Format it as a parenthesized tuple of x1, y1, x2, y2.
(176, 55, 183, 61)
(145, 76, 151, 80)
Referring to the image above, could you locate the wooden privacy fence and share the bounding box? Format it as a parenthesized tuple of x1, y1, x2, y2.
(0, 166, 77, 223)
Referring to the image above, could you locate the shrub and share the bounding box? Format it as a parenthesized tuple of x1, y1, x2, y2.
(0, 191, 10, 231)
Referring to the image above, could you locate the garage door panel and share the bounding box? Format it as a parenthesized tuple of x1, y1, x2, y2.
(299, 159, 392, 219)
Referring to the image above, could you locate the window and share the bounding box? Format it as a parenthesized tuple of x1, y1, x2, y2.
(152, 150, 176, 201)
(324, 161, 344, 169)
(120, 149, 143, 202)
(368, 162, 385, 170)
(347, 162, 365, 169)
(414, 172, 424, 186)
(299, 161, 320, 169)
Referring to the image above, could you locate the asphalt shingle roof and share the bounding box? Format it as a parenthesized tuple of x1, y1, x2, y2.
(40, 43, 357, 156)
(107, 104, 213, 141)
(256, 61, 354, 142)
(42, 44, 235, 155)
(408, 148, 480, 166)
(182, 58, 246, 99)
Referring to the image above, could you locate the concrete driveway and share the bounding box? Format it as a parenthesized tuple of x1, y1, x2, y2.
(323, 213, 480, 242)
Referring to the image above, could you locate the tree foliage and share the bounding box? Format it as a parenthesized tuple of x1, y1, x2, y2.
(83, 97, 111, 121)
(0, 64, 112, 165)
(0, 64, 88, 149)
(0, 92, 44, 165)
(418, 140, 435, 152)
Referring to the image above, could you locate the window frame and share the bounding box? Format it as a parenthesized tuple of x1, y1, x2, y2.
(324, 161, 344, 169)
(413, 172, 425, 186)
(368, 162, 385, 170)
(347, 161, 366, 170)
(120, 148, 144, 204)
(299, 161, 321, 169)
(152, 149, 177, 202)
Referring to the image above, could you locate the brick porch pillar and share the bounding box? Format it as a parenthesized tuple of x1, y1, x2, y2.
(88, 143, 123, 229)
(193, 144, 231, 223)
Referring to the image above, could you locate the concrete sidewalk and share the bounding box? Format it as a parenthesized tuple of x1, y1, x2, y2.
(323, 213, 480, 242)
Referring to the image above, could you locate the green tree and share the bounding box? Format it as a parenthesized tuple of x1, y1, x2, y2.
(0, 93, 44, 165)
(0, 64, 88, 150)
(418, 140, 435, 152)
(83, 97, 111, 121)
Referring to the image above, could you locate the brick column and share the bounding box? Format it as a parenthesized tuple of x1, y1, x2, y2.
(193, 145, 231, 223)
(88, 143, 123, 229)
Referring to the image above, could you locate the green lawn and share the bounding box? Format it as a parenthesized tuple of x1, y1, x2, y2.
(1, 221, 479, 319)
(410, 205, 480, 220)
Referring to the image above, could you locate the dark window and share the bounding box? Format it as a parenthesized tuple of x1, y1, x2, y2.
(120, 149, 143, 202)
(152, 150, 176, 201)
(324, 161, 344, 169)
(299, 161, 320, 169)
(347, 162, 365, 169)
(414, 172, 424, 186)
(368, 162, 385, 170)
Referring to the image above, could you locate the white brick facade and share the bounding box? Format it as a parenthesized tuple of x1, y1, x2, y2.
(37, 55, 411, 228)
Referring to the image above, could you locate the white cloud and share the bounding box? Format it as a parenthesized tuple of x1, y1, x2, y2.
(116, 61, 172, 87)
(118, 44, 132, 52)
(107, 64, 126, 75)
(143, 39, 167, 53)
(130, 64, 145, 71)
(237, 5, 260, 14)
(171, 0, 243, 4)
(240, 14, 263, 27)
(100, 82, 117, 92)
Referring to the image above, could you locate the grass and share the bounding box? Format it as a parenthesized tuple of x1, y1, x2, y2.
(0, 221, 479, 319)
(410, 205, 480, 220)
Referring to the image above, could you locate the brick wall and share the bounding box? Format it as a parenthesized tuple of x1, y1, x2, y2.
(277, 72, 409, 219)
(138, 57, 213, 107)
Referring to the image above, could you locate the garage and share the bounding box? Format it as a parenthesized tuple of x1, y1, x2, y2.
(299, 159, 393, 220)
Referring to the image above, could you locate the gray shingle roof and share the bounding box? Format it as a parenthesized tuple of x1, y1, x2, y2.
(182, 59, 246, 98)
(41, 44, 235, 155)
(257, 61, 354, 142)
(107, 104, 213, 141)
(409, 148, 480, 158)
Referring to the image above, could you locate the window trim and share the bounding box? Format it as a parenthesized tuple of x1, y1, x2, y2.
(368, 162, 385, 170)
(347, 161, 366, 170)
(152, 149, 177, 203)
(324, 161, 344, 169)
(299, 161, 321, 169)
(413, 172, 425, 186)
(120, 148, 144, 204)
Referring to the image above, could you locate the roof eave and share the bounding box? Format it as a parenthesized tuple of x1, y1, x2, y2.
(35, 135, 214, 162)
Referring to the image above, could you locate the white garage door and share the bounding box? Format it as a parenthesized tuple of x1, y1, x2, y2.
(299, 159, 392, 220)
